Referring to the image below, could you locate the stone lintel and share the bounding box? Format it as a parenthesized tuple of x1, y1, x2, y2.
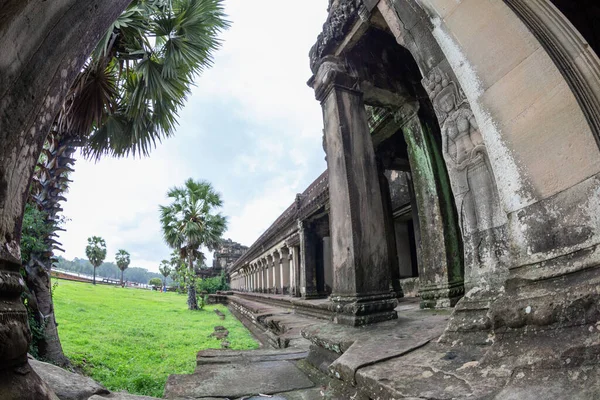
(309, 0, 374, 74)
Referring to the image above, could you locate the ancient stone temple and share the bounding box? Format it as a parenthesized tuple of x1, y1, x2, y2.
(3, 0, 600, 398)
(199, 239, 247, 279)
(221, 0, 600, 398)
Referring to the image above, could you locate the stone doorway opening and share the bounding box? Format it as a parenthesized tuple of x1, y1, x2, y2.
(347, 26, 465, 309)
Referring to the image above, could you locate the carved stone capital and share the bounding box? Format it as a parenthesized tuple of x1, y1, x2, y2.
(311, 56, 360, 102)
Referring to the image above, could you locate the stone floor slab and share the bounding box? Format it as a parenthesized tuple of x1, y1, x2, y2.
(196, 348, 309, 370)
(329, 336, 432, 384)
(165, 361, 314, 399)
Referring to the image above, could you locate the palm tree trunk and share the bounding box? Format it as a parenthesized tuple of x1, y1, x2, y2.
(187, 255, 198, 310)
(93, 266, 96, 285)
(121, 269, 124, 287)
(25, 256, 70, 367)
(27, 130, 77, 364)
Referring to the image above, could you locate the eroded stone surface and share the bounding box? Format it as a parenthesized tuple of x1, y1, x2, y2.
(88, 393, 160, 400)
(165, 361, 314, 399)
(30, 358, 109, 400)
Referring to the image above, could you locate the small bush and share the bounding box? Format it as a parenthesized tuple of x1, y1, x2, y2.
(148, 278, 162, 288)
(196, 273, 229, 294)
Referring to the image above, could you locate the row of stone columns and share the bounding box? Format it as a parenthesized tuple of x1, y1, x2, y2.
(232, 246, 298, 295)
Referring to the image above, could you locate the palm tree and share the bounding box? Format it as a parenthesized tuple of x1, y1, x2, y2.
(160, 179, 227, 310)
(32, 0, 229, 263)
(159, 260, 172, 290)
(86, 237, 107, 285)
(116, 249, 131, 287)
(24, 0, 228, 364)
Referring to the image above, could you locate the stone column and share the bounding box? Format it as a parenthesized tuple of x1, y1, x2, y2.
(403, 116, 464, 308)
(289, 247, 298, 297)
(298, 220, 320, 298)
(378, 164, 404, 298)
(249, 267, 253, 291)
(261, 260, 266, 293)
(258, 261, 262, 293)
(273, 251, 282, 294)
(265, 256, 272, 293)
(323, 236, 333, 293)
(311, 58, 397, 326)
(255, 265, 259, 292)
(281, 247, 291, 294)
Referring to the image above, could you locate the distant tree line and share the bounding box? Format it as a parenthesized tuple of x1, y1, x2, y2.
(54, 256, 172, 285)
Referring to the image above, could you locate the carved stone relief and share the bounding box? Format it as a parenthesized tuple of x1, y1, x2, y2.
(423, 67, 505, 235)
(310, 0, 367, 72)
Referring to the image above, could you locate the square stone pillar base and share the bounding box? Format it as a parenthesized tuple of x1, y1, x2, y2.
(419, 281, 465, 309)
(302, 290, 326, 300)
(391, 279, 405, 299)
(329, 292, 398, 326)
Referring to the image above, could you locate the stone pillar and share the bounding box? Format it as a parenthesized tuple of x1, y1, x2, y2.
(281, 247, 291, 294)
(298, 220, 320, 298)
(378, 164, 404, 298)
(403, 116, 464, 308)
(273, 251, 282, 294)
(265, 256, 272, 293)
(323, 236, 333, 293)
(289, 249, 296, 297)
(261, 260, 267, 293)
(311, 58, 397, 326)
(257, 261, 263, 293)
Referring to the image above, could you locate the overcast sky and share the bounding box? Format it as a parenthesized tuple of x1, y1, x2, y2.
(56, 1, 329, 272)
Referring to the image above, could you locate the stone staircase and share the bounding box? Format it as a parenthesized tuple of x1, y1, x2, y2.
(164, 348, 317, 399)
(163, 296, 367, 399)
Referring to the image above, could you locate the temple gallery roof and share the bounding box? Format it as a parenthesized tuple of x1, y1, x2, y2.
(229, 170, 329, 272)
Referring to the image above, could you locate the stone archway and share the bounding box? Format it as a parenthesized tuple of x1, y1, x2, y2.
(310, 0, 600, 338)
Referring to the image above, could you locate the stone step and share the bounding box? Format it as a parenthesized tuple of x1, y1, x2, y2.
(196, 348, 309, 367)
(165, 360, 315, 399)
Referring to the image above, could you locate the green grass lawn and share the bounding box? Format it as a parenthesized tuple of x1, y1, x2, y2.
(53, 279, 258, 397)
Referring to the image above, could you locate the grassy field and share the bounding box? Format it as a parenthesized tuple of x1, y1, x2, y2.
(53, 279, 258, 397)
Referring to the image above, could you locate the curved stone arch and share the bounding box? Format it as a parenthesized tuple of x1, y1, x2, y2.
(504, 0, 600, 149)
(365, 1, 509, 293)
(369, 0, 600, 335)
(311, 0, 600, 331)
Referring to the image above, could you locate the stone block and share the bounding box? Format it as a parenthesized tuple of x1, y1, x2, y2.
(88, 394, 160, 400)
(29, 358, 109, 400)
(164, 361, 314, 399)
(418, 0, 461, 19)
(502, 79, 600, 198)
(444, 0, 540, 91)
(480, 47, 561, 131)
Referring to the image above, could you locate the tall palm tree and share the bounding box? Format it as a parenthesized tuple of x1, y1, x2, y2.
(86, 237, 107, 285)
(159, 260, 172, 290)
(116, 249, 131, 287)
(160, 179, 227, 310)
(25, 0, 228, 364)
